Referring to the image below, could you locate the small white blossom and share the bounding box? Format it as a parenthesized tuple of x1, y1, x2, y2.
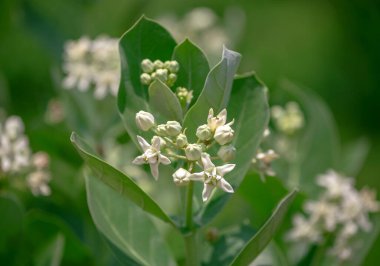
(132, 136, 171, 180)
(271, 102, 304, 135)
(207, 108, 227, 132)
(252, 149, 279, 177)
(27, 170, 51, 196)
(135, 111, 155, 131)
(189, 153, 234, 202)
(172, 168, 190, 186)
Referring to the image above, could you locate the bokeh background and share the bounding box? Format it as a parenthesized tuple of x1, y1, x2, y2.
(1, 0, 379, 264)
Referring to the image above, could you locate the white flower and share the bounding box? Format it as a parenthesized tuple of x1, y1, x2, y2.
(316, 170, 353, 199)
(207, 108, 227, 132)
(287, 214, 321, 243)
(271, 102, 304, 135)
(27, 170, 51, 196)
(132, 136, 171, 180)
(189, 153, 234, 202)
(172, 168, 190, 186)
(214, 121, 234, 145)
(252, 149, 279, 177)
(135, 111, 155, 131)
(32, 152, 50, 170)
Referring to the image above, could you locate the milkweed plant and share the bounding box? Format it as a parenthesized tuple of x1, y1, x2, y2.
(66, 16, 380, 266)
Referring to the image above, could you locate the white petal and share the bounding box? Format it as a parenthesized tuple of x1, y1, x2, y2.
(218, 178, 234, 193)
(150, 163, 159, 180)
(201, 153, 214, 169)
(216, 164, 235, 176)
(137, 136, 150, 151)
(202, 183, 214, 202)
(189, 172, 205, 181)
(159, 154, 171, 165)
(132, 155, 145, 165)
(151, 136, 161, 150)
(217, 109, 227, 124)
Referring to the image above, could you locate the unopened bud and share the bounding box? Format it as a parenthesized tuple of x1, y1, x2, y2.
(135, 111, 155, 131)
(167, 73, 177, 87)
(172, 168, 190, 186)
(140, 73, 152, 85)
(217, 145, 236, 162)
(185, 144, 202, 161)
(177, 87, 193, 106)
(154, 69, 168, 83)
(141, 59, 154, 73)
(176, 134, 188, 148)
(196, 124, 212, 141)
(165, 121, 182, 136)
(214, 123, 234, 145)
(156, 124, 167, 136)
(153, 60, 164, 69)
(32, 152, 50, 169)
(167, 61, 179, 73)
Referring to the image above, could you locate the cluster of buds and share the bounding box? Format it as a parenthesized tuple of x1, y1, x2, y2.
(133, 108, 237, 201)
(271, 102, 304, 135)
(288, 170, 380, 261)
(0, 116, 51, 196)
(252, 149, 278, 179)
(62, 36, 120, 100)
(140, 59, 179, 87)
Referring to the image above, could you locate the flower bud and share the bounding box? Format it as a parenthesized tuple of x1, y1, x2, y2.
(165, 121, 182, 137)
(156, 124, 167, 136)
(32, 152, 50, 169)
(217, 145, 236, 162)
(185, 144, 202, 161)
(172, 168, 190, 186)
(154, 69, 168, 83)
(214, 124, 234, 145)
(167, 73, 177, 87)
(141, 59, 154, 73)
(167, 61, 179, 73)
(176, 87, 193, 105)
(196, 124, 212, 141)
(153, 60, 164, 69)
(140, 73, 152, 85)
(176, 133, 188, 148)
(135, 111, 155, 131)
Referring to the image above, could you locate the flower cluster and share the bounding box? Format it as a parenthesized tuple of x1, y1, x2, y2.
(62, 36, 120, 100)
(288, 170, 380, 261)
(271, 102, 304, 135)
(132, 108, 236, 201)
(0, 116, 51, 196)
(252, 149, 278, 178)
(140, 59, 179, 87)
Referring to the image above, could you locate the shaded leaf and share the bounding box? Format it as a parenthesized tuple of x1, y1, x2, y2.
(70, 132, 177, 227)
(230, 189, 297, 266)
(34, 233, 65, 266)
(85, 173, 176, 266)
(339, 137, 370, 177)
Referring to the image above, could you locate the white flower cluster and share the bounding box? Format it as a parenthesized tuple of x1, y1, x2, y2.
(140, 59, 179, 87)
(0, 116, 51, 196)
(271, 102, 304, 135)
(62, 36, 120, 100)
(132, 108, 237, 202)
(288, 170, 380, 261)
(252, 149, 278, 178)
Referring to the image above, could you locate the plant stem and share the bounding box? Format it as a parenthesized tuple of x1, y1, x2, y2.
(184, 181, 200, 266)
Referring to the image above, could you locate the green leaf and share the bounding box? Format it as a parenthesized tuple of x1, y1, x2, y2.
(230, 189, 298, 266)
(339, 137, 370, 177)
(183, 47, 241, 141)
(70, 132, 177, 227)
(148, 80, 183, 122)
(118, 15, 177, 109)
(34, 233, 65, 266)
(172, 39, 210, 100)
(197, 73, 270, 225)
(85, 173, 176, 266)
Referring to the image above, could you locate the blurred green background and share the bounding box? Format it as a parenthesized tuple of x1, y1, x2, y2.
(1, 0, 379, 264)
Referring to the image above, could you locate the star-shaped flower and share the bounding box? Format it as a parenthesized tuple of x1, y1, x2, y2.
(189, 153, 234, 202)
(132, 136, 171, 180)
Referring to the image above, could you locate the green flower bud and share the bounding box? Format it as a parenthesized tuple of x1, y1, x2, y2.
(135, 111, 155, 131)
(141, 59, 154, 73)
(165, 121, 182, 137)
(167, 73, 177, 87)
(168, 61, 179, 73)
(176, 133, 188, 148)
(185, 144, 202, 161)
(217, 145, 236, 162)
(196, 124, 212, 141)
(153, 60, 164, 69)
(140, 73, 152, 85)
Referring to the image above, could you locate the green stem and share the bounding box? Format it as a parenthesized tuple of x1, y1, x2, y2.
(184, 181, 200, 266)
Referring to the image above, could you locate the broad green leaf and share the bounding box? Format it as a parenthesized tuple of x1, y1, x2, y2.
(197, 73, 270, 225)
(148, 80, 183, 122)
(117, 16, 176, 147)
(85, 173, 176, 266)
(230, 189, 297, 266)
(118, 15, 177, 109)
(339, 137, 369, 177)
(183, 47, 241, 141)
(172, 39, 210, 100)
(34, 233, 65, 266)
(70, 132, 177, 227)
